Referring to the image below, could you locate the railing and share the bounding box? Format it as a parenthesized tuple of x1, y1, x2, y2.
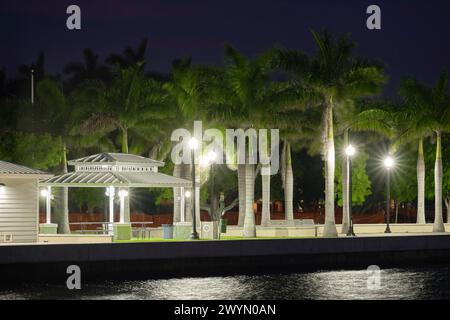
(69, 221, 154, 235)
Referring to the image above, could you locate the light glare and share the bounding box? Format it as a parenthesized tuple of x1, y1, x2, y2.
(188, 137, 199, 150)
(345, 144, 356, 157)
(384, 156, 394, 169)
(118, 189, 129, 198)
(40, 189, 49, 197)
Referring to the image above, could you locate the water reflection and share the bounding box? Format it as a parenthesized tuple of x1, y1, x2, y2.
(1, 265, 449, 300)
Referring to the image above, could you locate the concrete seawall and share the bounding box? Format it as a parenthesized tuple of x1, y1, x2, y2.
(1, 234, 450, 282)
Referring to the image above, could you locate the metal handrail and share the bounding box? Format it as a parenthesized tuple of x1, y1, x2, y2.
(69, 221, 154, 234)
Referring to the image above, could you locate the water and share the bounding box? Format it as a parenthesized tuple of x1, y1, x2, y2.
(1, 264, 449, 300)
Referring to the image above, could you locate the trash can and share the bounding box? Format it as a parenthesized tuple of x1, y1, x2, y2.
(162, 224, 174, 239)
(220, 219, 227, 233)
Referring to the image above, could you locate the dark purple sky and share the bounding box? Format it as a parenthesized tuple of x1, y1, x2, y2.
(1, 0, 450, 95)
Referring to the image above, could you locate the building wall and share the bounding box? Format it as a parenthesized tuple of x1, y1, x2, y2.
(0, 178, 38, 243)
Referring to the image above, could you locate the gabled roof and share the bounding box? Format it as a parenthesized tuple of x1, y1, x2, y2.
(68, 153, 165, 167)
(0, 160, 51, 176)
(40, 171, 191, 188)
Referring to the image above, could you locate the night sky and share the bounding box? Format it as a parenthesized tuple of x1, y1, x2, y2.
(1, 0, 450, 95)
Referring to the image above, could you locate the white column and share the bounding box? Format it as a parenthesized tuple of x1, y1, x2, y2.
(46, 186, 51, 224)
(119, 193, 125, 223)
(108, 186, 115, 234)
(180, 187, 185, 222)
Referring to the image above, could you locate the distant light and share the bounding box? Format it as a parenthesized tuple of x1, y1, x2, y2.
(118, 189, 129, 198)
(185, 190, 192, 198)
(40, 188, 49, 197)
(0, 183, 5, 193)
(345, 144, 356, 157)
(384, 156, 395, 169)
(188, 137, 199, 150)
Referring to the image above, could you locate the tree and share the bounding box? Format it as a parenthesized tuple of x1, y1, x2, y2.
(205, 45, 285, 237)
(335, 142, 372, 208)
(64, 48, 111, 89)
(279, 30, 386, 236)
(80, 63, 172, 154)
(16, 77, 88, 233)
(106, 38, 148, 69)
(399, 70, 450, 231)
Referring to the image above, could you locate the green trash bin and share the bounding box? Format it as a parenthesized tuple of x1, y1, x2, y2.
(220, 219, 227, 233)
(162, 224, 174, 239)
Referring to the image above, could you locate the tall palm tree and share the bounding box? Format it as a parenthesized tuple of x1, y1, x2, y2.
(279, 30, 386, 237)
(398, 70, 450, 232)
(204, 45, 283, 237)
(392, 96, 433, 224)
(64, 48, 111, 88)
(163, 57, 206, 224)
(80, 63, 171, 153)
(106, 38, 148, 69)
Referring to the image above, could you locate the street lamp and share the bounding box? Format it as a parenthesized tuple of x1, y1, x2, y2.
(383, 156, 395, 233)
(207, 150, 218, 224)
(189, 137, 199, 240)
(345, 144, 356, 236)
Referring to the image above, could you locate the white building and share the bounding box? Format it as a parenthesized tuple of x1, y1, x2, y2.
(0, 161, 52, 243)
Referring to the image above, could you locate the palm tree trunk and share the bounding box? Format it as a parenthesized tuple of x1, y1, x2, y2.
(237, 164, 246, 227)
(395, 200, 399, 224)
(433, 131, 445, 232)
(243, 162, 256, 237)
(445, 196, 450, 224)
(121, 127, 128, 153)
(341, 129, 349, 234)
(323, 102, 338, 237)
(284, 142, 294, 223)
(417, 137, 426, 224)
(54, 144, 71, 234)
(261, 164, 271, 227)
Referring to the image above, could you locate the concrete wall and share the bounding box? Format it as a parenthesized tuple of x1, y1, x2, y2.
(0, 178, 38, 243)
(38, 234, 112, 243)
(219, 223, 450, 238)
(1, 234, 450, 282)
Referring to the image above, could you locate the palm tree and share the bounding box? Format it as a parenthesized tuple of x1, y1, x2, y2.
(204, 45, 283, 237)
(279, 30, 386, 237)
(64, 48, 111, 88)
(106, 38, 148, 69)
(163, 57, 205, 224)
(391, 96, 433, 224)
(80, 63, 171, 153)
(398, 70, 450, 232)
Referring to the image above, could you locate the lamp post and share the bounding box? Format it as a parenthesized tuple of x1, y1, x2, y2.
(345, 144, 356, 236)
(189, 137, 199, 240)
(207, 150, 217, 218)
(384, 156, 394, 233)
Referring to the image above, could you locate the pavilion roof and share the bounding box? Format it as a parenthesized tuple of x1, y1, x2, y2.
(40, 170, 191, 188)
(68, 153, 165, 167)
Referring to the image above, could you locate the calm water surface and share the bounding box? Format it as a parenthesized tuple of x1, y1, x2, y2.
(1, 265, 449, 300)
